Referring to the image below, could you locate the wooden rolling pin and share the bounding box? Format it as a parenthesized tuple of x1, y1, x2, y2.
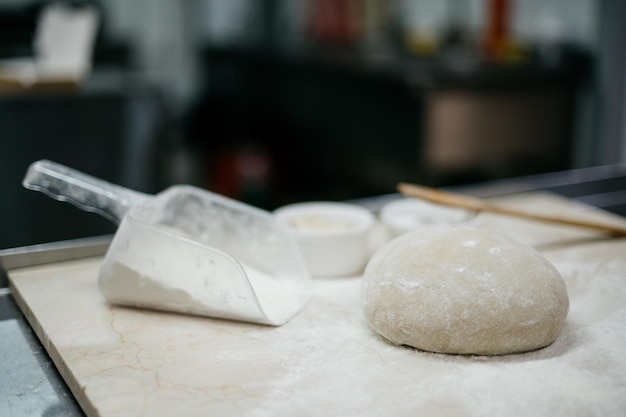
(397, 182, 626, 237)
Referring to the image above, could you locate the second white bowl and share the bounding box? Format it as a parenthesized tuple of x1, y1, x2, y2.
(380, 198, 477, 238)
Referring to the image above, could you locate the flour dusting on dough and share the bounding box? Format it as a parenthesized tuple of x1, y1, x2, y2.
(361, 226, 569, 355)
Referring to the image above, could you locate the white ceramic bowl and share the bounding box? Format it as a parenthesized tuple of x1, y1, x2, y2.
(274, 202, 375, 277)
(380, 198, 477, 238)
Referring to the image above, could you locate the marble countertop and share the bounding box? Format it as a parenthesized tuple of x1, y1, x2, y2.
(5, 191, 626, 417)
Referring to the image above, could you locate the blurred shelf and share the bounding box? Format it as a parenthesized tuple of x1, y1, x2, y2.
(203, 43, 591, 91)
(190, 44, 590, 206)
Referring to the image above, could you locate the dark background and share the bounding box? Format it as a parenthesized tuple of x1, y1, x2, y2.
(1, 0, 624, 249)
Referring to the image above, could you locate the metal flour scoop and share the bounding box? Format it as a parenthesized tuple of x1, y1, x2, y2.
(23, 160, 311, 325)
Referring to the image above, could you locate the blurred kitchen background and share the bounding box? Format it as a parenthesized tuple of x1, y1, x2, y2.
(1, 0, 624, 249)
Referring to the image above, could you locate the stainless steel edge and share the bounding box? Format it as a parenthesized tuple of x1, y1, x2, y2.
(0, 235, 112, 417)
(0, 235, 112, 288)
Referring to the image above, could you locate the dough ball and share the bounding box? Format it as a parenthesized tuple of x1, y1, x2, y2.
(362, 226, 569, 355)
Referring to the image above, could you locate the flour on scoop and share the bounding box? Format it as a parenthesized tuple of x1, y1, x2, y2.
(99, 256, 301, 325)
(361, 226, 569, 355)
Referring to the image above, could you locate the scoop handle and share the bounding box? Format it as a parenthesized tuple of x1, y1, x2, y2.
(23, 160, 150, 224)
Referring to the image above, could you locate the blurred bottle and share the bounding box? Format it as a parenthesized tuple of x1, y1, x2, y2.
(210, 143, 272, 208)
(482, 0, 509, 61)
(236, 144, 272, 208)
(307, 0, 362, 47)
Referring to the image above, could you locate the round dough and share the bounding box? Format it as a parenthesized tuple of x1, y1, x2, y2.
(362, 226, 569, 355)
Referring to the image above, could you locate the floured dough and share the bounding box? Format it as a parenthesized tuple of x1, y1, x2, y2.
(362, 227, 569, 355)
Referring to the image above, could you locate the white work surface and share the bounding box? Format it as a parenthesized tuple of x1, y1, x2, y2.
(9, 192, 626, 417)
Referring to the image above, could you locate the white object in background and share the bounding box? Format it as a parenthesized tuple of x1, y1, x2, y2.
(275, 202, 376, 278)
(0, 3, 99, 87)
(35, 3, 100, 81)
(380, 197, 476, 238)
